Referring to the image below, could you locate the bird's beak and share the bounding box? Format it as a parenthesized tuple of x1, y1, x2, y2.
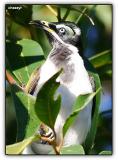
(29, 20, 55, 34)
(29, 20, 64, 44)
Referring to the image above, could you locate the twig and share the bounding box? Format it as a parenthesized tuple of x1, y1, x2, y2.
(6, 70, 16, 85)
(51, 129, 64, 155)
(6, 70, 24, 91)
(74, 8, 95, 25)
(57, 7, 61, 22)
(52, 141, 60, 155)
(57, 6, 95, 26)
(52, 129, 60, 154)
(75, 8, 87, 24)
(62, 8, 71, 21)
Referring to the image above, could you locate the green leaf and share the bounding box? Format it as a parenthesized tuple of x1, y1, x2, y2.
(6, 39, 45, 85)
(63, 87, 101, 138)
(99, 150, 112, 155)
(49, 144, 85, 155)
(35, 70, 62, 130)
(89, 50, 112, 68)
(84, 72, 102, 153)
(80, 57, 102, 154)
(6, 135, 39, 155)
(11, 86, 41, 141)
(60, 145, 85, 155)
(95, 64, 112, 79)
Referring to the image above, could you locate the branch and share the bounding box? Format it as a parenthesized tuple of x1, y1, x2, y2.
(75, 8, 95, 25)
(75, 8, 87, 24)
(57, 7, 61, 22)
(51, 129, 64, 155)
(6, 70, 24, 91)
(62, 8, 71, 21)
(6, 70, 16, 85)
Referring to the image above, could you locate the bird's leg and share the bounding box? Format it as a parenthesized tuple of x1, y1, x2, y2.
(39, 124, 62, 154)
(39, 123, 55, 145)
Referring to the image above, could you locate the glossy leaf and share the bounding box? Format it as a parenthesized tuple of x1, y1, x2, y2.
(89, 50, 112, 78)
(6, 39, 45, 85)
(35, 70, 62, 130)
(60, 145, 85, 155)
(89, 50, 112, 68)
(95, 64, 112, 79)
(63, 87, 101, 137)
(49, 144, 85, 155)
(11, 86, 41, 141)
(6, 135, 40, 154)
(84, 72, 102, 153)
(99, 150, 112, 155)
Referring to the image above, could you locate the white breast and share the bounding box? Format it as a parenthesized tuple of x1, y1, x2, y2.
(29, 45, 93, 154)
(54, 50, 93, 146)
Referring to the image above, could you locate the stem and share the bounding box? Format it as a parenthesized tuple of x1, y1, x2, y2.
(6, 70, 25, 91)
(75, 8, 94, 25)
(57, 7, 61, 22)
(52, 143, 60, 155)
(51, 129, 64, 155)
(62, 8, 71, 21)
(6, 70, 16, 85)
(52, 129, 60, 155)
(75, 8, 87, 24)
(57, 6, 95, 26)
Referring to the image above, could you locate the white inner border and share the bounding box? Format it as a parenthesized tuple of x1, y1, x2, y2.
(1, 0, 117, 160)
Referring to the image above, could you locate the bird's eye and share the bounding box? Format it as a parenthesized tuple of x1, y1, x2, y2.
(42, 21, 46, 24)
(59, 28, 66, 33)
(41, 21, 48, 26)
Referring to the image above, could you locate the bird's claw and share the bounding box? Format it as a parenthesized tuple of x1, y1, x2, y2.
(40, 135, 55, 145)
(39, 124, 55, 145)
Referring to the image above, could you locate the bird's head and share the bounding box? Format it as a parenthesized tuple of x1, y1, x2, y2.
(29, 20, 82, 50)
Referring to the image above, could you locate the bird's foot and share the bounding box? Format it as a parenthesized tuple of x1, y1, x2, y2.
(39, 124, 55, 145)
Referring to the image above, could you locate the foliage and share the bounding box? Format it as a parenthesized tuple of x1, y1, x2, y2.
(63, 87, 101, 138)
(11, 88, 40, 141)
(89, 50, 112, 79)
(35, 70, 62, 131)
(99, 150, 112, 155)
(6, 135, 40, 154)
(49, 145, 85, 155)
(5, 4, 112, 155)
(6, 39, 44, 85)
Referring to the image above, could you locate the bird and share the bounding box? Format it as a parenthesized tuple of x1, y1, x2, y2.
(23, 20, 94, 154)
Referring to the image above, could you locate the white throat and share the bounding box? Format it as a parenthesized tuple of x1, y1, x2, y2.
(56, 44, 93, 96)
